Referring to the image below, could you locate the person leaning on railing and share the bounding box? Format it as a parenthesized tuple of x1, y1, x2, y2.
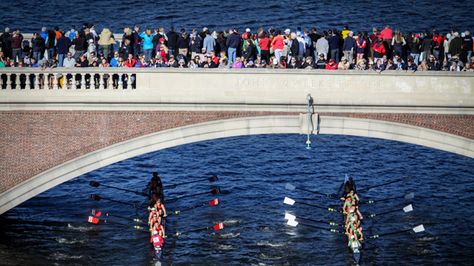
(0, 24, 473, 72)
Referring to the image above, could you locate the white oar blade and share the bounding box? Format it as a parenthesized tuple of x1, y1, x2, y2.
(404, 192, 415, 200)
(403, 204, 413, 213)
(285, 183, 296, 191)
(413, 224, 425, 233)
(287, 219, 299, 227)
(284, 213, 296, 221)
(283, 197, 295, 206)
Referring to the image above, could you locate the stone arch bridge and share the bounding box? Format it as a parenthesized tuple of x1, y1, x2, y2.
(0, 68, 473, 214)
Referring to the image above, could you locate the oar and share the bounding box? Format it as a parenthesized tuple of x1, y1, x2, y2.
(284, 213, 343, 227)
(283, 197, 340, 213)
(167, 175, 218, 188)
(172, 198, 219, 215)
(87, 215, 146, 231)
(90, 194, 140, 208)
(174, 222, 225, 237)
(285, 183, 338, 199)
(167, 188, 220, 202)
(361, 192, 415, 204)
(286, 219, 342, 234)
(368, 204, 413, 218)
(89, 181, 148, 197)
(358, 176, 411, 193)
(368, 224, 425, 239)
(91, 209, 145, 224)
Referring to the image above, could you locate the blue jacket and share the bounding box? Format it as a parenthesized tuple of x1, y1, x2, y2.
(226, 33, 241, 49)
(343, 36, 357, 51)
(203, 35, 215, 53)
(328, 35, 340, 50)
(140, 33, 155, 50)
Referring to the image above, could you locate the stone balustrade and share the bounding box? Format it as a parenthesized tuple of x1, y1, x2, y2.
(1, 68, 473, 114)
(0, 68, 136, 90)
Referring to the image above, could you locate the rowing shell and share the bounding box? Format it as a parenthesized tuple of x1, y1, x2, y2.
(341, 175, 363, 265)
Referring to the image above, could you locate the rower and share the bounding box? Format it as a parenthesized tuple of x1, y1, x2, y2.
(347, 226, 363, 250)
(345, 206, 363, 229)
(154, 198, 167, 218)
(342, 196, 354, 214)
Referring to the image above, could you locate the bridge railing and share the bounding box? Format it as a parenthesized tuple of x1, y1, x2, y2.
(0, 68, 136, 90)
(1, 68, 473, 112)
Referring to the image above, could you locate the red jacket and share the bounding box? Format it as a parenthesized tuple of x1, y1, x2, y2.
(372, 42, 386, 54)
(379, 28, 393, 40)
(258, 37, 270, 51)
(325, 61, 338, 70)
(271, 35, 285, 50)
(124, 58, 136, 67)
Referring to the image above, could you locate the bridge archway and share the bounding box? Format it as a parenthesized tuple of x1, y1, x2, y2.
(1, 115, 473, 214)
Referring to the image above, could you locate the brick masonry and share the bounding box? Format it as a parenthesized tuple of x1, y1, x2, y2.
(0, 111, 473, 194)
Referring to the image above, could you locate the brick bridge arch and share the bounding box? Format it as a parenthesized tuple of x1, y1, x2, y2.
(0, 112, 473, 215)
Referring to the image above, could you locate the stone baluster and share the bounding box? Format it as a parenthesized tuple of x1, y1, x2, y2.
(80, 73, 86, 89)
(69, 73, 75, 89)
(118, 73, 124, 89)
(15, 74, 21, 89)
(105, 74, 113, 89)
(6, 73, 12, 89)
(25, 73, 31, 89)
(53, 73, 59, 90)
(34, 73, 40, 89)
(99, 73, 105, 89)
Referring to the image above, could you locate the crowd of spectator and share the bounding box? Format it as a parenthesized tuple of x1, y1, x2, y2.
(0, 23, 473, 72)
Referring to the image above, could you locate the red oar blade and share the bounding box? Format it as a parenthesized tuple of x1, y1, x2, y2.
(91, 209, 102, 217)
(210, 188, 220, 195)
(209, 175, 219, 182)
(209, 198, 219, 206)
(213, 222, 224, 231)
(88, 216, 100, 224)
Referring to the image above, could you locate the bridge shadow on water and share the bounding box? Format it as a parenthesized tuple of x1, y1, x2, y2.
(1, 134, 473, 265)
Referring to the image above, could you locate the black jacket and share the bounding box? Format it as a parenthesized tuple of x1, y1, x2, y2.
(167, 31, 179, 49)
(56, 36, 71, 54)
(243, 43, 256, 61)
(289, 40, 299, 56)
(31, 36, 45, 52)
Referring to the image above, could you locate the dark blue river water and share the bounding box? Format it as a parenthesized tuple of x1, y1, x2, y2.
(1, 134, 473, 265)
(1, 0, 474, 34)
